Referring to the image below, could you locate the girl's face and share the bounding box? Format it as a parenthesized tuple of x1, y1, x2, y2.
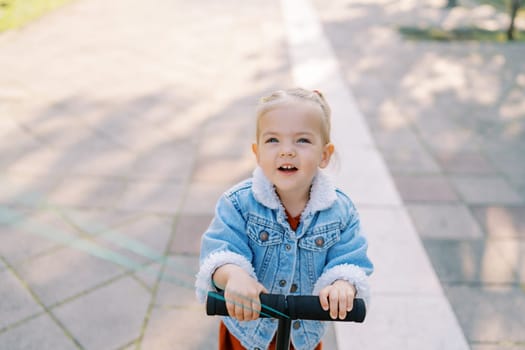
(252, 104, 334, 200)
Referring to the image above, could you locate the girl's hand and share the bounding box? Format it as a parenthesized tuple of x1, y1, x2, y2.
(319, 280, 356, 320)
(213, 264, 268, 321)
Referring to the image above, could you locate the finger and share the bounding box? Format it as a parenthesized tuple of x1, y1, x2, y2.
(329, 289, 339, 320)
(347, 291, 354, 312)
(249, 300, 260, 320)
(252, 297, 262, 319)
(224, 292, 235, 318)
(319, 290, 329, 311)
(338, 292, 347, 320)
(234, 300, 245, 321)
(243, 301, 254, 321)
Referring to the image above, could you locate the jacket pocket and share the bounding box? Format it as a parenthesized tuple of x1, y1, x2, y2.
(298, 222, 340, 252)
(246, 214, 283, 246)
(246, 214, 284, 283)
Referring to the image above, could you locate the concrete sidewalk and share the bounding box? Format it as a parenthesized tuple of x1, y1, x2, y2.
(1, 0, 524, 349)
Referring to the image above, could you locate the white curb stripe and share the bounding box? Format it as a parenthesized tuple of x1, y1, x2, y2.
(280, 0, 470, 348)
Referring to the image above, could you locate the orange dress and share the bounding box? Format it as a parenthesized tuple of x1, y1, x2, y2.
(217, 212, 323, 350)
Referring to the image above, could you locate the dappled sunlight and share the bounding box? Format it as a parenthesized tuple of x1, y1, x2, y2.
(401, 52, 505, 107)
(480, 241, 516, 283)
(484, 207, 524, 237)
(378, 99, 412, 130)
(440, 5, 508, 31)
(500, 89, 525, 121)
(401, 55, 466, 105)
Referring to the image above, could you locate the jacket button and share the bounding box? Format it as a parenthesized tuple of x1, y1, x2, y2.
(259, 231, 269, 241)
(290, 283, 298, 293)
(285, 244, 291, 251)
(279, 279, 287, 287)
(293, 321, 301, 329)
(315, 237, 324, 247)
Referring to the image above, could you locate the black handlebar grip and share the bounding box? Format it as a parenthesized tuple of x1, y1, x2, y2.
(287, 295, 366, 322)
(206, 291, 287, 319)
(206, 291, 366, 322)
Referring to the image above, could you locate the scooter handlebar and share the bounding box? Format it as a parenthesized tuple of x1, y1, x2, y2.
(206, 291, 366, 322)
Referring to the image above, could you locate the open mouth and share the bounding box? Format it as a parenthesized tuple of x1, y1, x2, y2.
(278, 165, 298, 173)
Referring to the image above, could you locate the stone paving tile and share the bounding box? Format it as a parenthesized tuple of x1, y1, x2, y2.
(133, 262, 162, 291)
(128, 141, 197, 182)
(0, 121, 43, 172)
(47, 177, 126, 209)
(484, 143, 525, 187)
(434, 151, 497, 175)
(360, 207, 442, 294)
(471, 345, 525, 350)
(373, 128, 440, 174)
(407, 204, 483, 239)
(141, 307, 219, 350)
(65, 149, 136, 178)
(444, 285, 525, 344)
(170, 213, 213, 255)
(0, 313, 77, 350)
(57, 208, 138, 236)
(392, 175, 459, 202)
(0, 173, 60, 208)
(493, 239, 525, 283)
(179, 183, 228, 215)
(156, 255, 199, 307)
(53, 277, 150, 350)
(335, 294, 469, 350)
(199, 123, 254, 160)
(471, 206, 525, 238)
(416, 118, 483, 154)
(191, 154, 255, 185)
(450, 177, 523, 205)
(16, 246, 125, 306)
(334, 147, 402, 206)
(92, 215, 173, 266)
(5, 147, 94, 176)
(0, 210, 79, 264)
(422, 239, 518, 284)
(0, 269, 44, 330)
(117, 181, 185, 214)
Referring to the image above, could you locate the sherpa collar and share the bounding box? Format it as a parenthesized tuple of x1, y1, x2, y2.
(251, 166, 337, 217)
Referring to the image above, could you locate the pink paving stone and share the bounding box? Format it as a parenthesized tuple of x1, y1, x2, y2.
(471, 206, 525, 238)
(392, 175, 459, 202)
(435, 152, 496, 174)
(170, 214, 213, 254)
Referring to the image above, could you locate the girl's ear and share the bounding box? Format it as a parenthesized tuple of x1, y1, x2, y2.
(252, 143, 259, 161)
(319, 143, 335, 169)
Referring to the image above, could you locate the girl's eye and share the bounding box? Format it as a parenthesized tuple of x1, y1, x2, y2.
(265, 137, 279, 143)
(297, 138, 311, 144)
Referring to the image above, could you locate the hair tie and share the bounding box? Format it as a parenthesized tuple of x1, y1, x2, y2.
(313, 89, 323, 97)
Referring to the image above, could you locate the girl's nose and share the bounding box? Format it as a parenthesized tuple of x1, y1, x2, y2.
(279, 150, 296, 157)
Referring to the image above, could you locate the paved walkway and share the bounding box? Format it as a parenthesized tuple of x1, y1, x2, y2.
(0, 0, 524, 349)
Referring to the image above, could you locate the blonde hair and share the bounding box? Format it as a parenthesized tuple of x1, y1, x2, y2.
(255, 88, 332, 144)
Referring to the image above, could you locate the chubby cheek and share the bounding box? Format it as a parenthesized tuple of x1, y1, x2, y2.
(256, 151, 275, 169)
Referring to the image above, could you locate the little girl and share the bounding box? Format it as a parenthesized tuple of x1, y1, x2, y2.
(196, 88, 373, 350)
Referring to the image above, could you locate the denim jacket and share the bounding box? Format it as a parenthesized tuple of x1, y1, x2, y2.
(196, 167, 373, 350)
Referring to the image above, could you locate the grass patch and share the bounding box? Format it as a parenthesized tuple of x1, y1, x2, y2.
(399, 26, 525, 42)
(0, 0, 74, 32)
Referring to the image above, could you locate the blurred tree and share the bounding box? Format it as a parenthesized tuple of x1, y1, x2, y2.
(507, 0, 522, 40)
(446, 0, 458, 7)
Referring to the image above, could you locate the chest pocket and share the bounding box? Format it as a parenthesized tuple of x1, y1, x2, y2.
(247, 214, 283, 246)
(299, 223, 341, 251)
